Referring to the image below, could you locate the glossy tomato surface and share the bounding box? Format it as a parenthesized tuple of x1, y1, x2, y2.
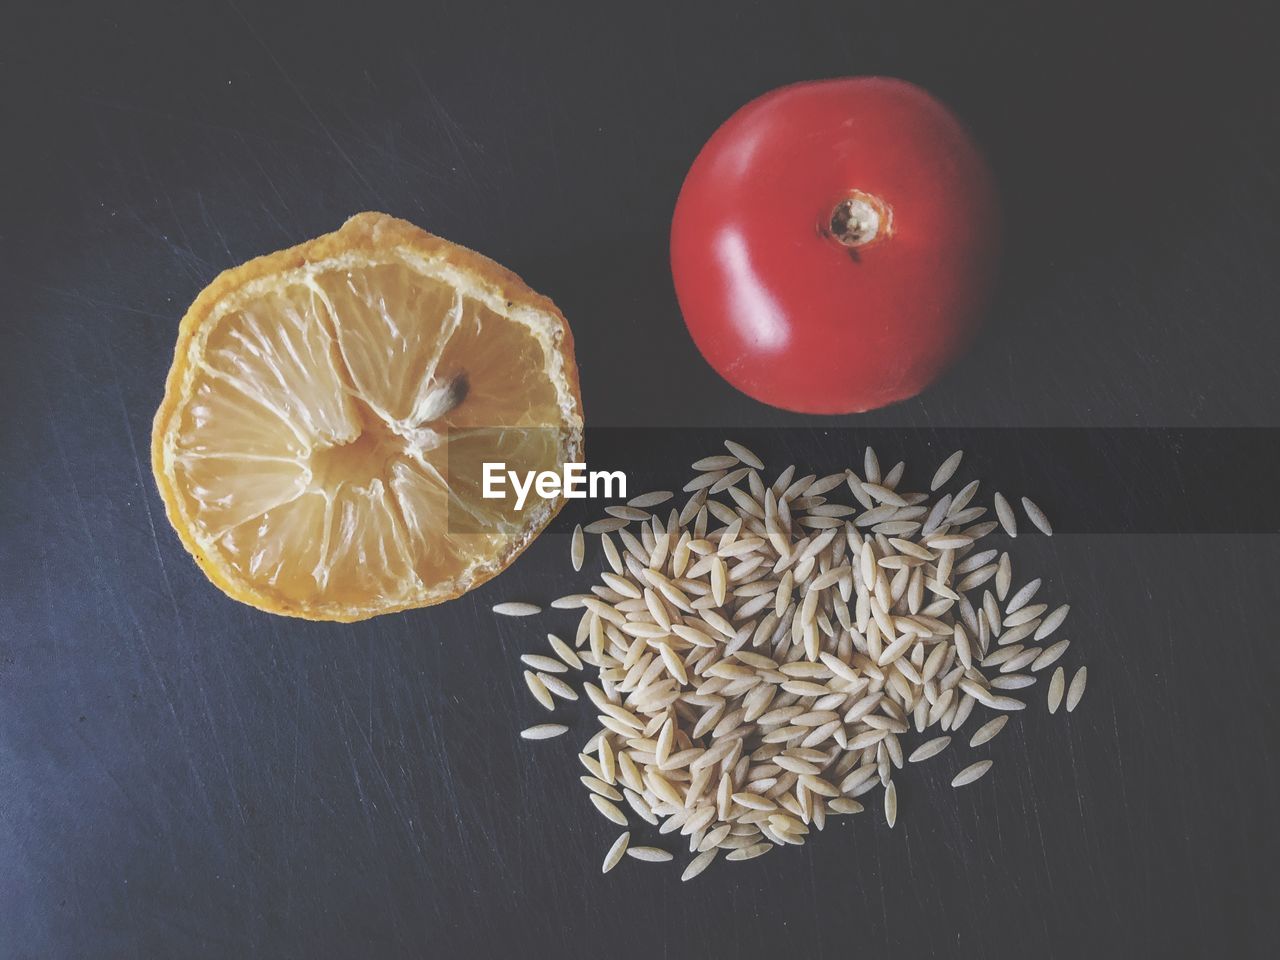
(670, 77, 1000, 414)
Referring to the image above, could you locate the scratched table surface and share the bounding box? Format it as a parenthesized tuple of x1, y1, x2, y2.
(3, 1, 1279, 957)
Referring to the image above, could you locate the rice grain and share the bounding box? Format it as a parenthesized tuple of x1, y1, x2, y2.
(585, 517, 629, 534)
(602, 831, 630, 873)
(627, 846, 674, 863)
(693, 455, 740, 472)
(1030, 638, 1069, 672)
(995, 552, 1012, 600)
(684, 470, 728, 492)
(993, 493, 1017, 537)
(582, 776, 624, 802)
(908, 736, 951, 762)
(1021, 497, 1053, 535)
(521, 654, 567, 673)
(968, 716, 1008, 747)
(520, 724, 568, 740)
(494, 602, 541, 617)
(1066, 667, 1087, 712)
(1034, 604, 1070, 641)
(951, 760, 993, 787)
(864, 448, 881, 484)
(524, 671, 555, 711)
(682, 849, 717, 881)
(1004, 578, 1041, 614)
(884, 780, 898, 827)
(1047, 667, 1066, 714)
(606, 505, 650, 522)
(629, 490, 674, 509)
(725, 842, 773, 862)
(931, 450, 964, 491)
(591, 794, 629, 826)
(548, 634, 584, 670)
(539, 673, 579, 701)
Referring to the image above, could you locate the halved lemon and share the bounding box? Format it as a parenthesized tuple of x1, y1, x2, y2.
(152, 213, 583, 621)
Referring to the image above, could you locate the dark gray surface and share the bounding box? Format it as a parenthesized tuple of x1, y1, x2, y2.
(3, 1, 1279, 957)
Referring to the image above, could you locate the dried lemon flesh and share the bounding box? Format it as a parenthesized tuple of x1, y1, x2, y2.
(152, 213, 582, 621)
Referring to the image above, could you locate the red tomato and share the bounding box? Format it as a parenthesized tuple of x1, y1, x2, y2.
(670, 77, 1000, 414)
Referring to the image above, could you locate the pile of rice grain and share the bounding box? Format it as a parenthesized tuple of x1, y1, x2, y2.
(499, 442, 1086, 878)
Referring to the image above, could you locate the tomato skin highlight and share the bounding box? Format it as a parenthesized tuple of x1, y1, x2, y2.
(670, 77, 1001, 414)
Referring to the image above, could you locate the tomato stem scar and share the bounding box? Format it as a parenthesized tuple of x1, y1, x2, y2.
(827, 192, 890, 248)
